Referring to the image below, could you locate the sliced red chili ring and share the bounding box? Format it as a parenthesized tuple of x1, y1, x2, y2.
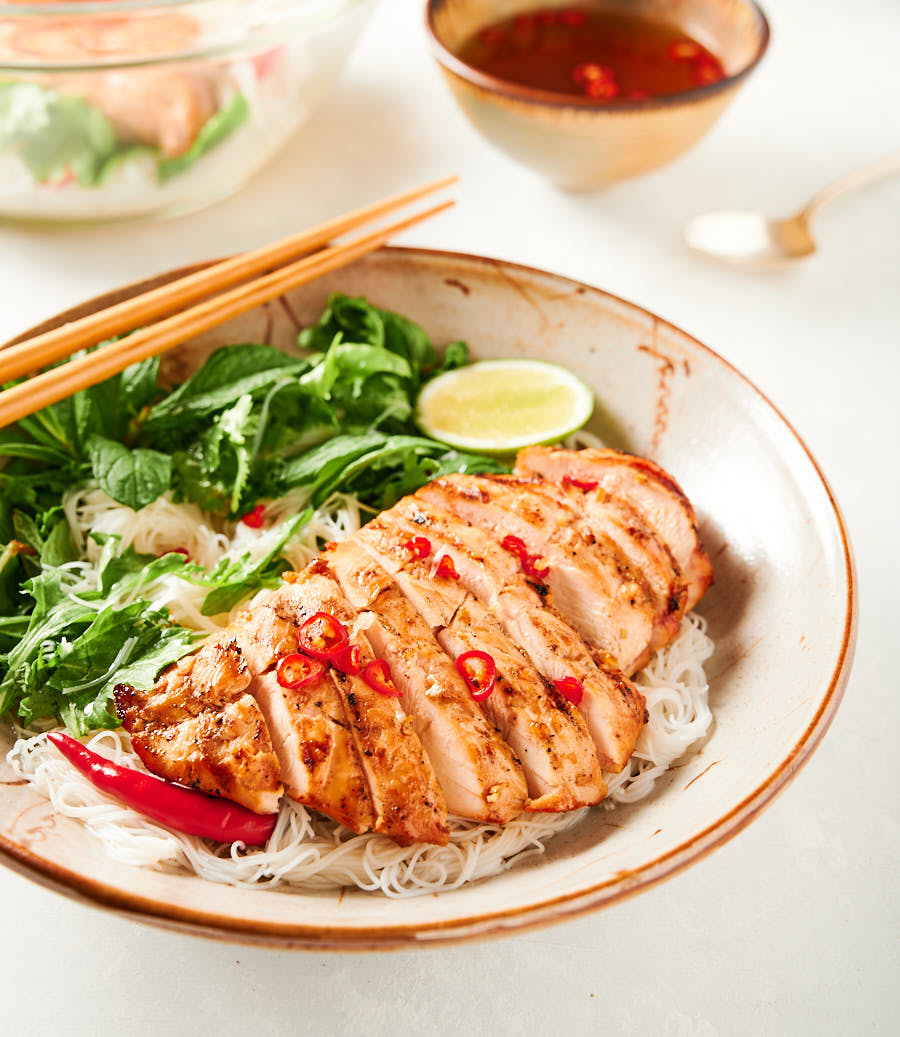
(276, 653, 324, 689)
(403, 536, 432, 559)
(572, 61, 609, 85)
(524, 555, 551, 580)
(501, 534, 529, 562)
(297, 611, 349, 662)
(553, 676, 584, 706)
(240, 504, 265, 528)
(502, 534, 550, 580)
(456, 650, 497, 702)
(435, 554, 460, 580)
(170, 547, 191, 560)
(332, 642, 362, 676)
(361, 659, 401, 697)
(668, 40, 701, 61)
(563, 475, 599, 492)
(585, 78, 620, 100)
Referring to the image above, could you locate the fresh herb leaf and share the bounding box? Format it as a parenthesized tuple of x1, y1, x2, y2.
(87, 435, 172, 510)
(193, 511, 310, 616)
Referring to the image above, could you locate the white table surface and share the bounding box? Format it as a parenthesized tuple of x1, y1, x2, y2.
(1, 0, 898, 1033)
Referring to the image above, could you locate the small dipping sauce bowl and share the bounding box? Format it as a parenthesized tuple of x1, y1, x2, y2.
(426, 0, 770, 189)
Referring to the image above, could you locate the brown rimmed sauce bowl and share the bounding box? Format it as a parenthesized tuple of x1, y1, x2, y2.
(426, 0, 770, 189)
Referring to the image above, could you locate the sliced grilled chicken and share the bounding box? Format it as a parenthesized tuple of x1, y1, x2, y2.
(272, 571, 450, 846)
(114, 640, 282, 815)
(356, 514, 467, 629)
(354, 516, 605, 808)
(323, 539, 528, 823)
(441, 595, 607, 811)
(213, 599, 374, 832)
(515, 447, 713, 610)
(511, 476, 686, 653)
(250, 670, 375, 833)
(383, 496, 646, 772)
(416, 474, 656, 674)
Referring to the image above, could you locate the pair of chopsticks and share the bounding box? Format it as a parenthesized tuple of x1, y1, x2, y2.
(0, 176, 457, 431)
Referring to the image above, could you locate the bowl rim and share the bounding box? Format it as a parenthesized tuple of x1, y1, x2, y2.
(0, 245, 855, 950)
(0, 0, 372, 73)
(424, 0, 771, 111)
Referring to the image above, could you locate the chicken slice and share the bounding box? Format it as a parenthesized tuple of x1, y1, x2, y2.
(114, 640, 282, 815)
(207, 599, 375, 833)
(353, 517, 605, 808)
(323, 539, 528, 824)
(356, 514, 467, 629)
(441, 595, 607, 811)
(416, 474, 656, 674)
(270, 571, 450, 847)
(383, 496, 646, 772)
(249, 670, 375, 834)
(515, 447, 714, 610)
(510, 476, 687, 653)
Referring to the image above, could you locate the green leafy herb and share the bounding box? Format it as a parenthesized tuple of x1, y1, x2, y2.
(87, 435, 172, 511)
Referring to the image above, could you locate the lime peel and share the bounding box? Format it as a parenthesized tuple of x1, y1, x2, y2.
(416, 359, 594, 454)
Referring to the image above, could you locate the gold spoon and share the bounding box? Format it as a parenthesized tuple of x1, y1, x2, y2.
(685, 151, 900, 267)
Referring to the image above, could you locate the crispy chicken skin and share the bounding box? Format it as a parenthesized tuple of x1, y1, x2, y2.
(324, 539, 528, 824)
(274, 572, 450, 847)
(114, 640, 282, 815)
(515, 447, 713, 610)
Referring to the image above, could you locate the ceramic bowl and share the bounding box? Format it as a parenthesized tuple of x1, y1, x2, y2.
(426, 0, 770, 189)
(0, 248, 854, 948)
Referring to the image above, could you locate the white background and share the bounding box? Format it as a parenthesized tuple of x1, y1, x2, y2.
(1, 0, 898, 1033)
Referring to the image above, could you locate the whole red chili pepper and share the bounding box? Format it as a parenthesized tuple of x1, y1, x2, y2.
(47, 732, 277, 846)
(332, 642, 362, 676)
(361, 659, 401, 697)
(456, 650, 497, 702)
(297, 611, 349, 662)
(403, 536, 431, 559)
(435, 554, 460, 580)
(553, 676, 585, 706)
(276, 652, 324, 689)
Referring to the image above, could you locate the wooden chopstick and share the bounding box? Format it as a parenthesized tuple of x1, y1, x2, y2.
(0, 174, 457, 383)
(0, 197, 454, 432)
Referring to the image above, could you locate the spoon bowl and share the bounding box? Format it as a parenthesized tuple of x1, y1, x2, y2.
(685, 151, 900, 267)
(685, 211, 817, 266)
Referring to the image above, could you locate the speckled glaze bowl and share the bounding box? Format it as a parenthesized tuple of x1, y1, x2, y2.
(0, 248, 854, 948)
(426, 0, 770, 188)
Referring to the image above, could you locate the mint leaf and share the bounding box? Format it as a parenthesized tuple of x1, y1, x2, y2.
(87, 435, 171, 510)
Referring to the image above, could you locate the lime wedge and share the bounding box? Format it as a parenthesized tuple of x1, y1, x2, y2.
(416, 359, 594, 454)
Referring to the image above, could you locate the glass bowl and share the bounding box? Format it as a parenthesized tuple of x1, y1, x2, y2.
(0, 0, 374, 223)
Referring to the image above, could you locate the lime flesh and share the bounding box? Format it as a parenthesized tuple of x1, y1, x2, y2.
(416, 359, 594, 453)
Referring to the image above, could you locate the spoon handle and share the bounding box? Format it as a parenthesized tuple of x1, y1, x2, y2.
(802, 151, 900, 221)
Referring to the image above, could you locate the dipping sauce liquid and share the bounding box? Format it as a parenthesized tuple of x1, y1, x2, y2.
(458, 6, 726, 101)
